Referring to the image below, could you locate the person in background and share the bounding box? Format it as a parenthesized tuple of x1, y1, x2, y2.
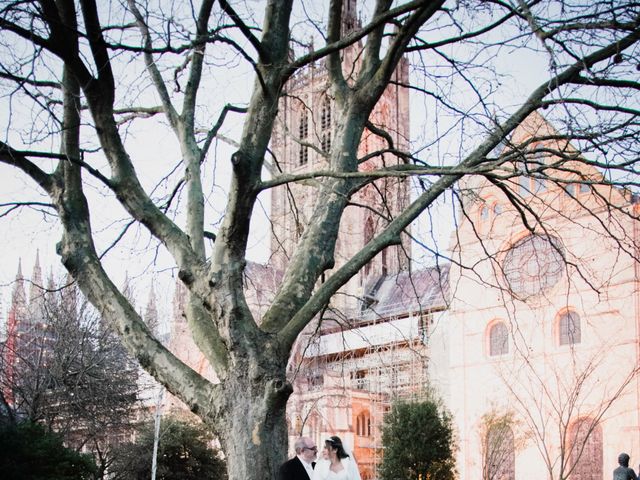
(279, 437, 317, 480)
(613, 453, 638, 480)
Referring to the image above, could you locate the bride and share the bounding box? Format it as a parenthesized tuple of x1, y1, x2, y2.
(312, 436, 361, 480)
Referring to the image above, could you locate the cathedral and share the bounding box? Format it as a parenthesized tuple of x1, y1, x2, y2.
(272, 107, 640, 479)
(167, 2, 640, 479)
(3, 3, 639, 479)
(253, 2, 640, 477)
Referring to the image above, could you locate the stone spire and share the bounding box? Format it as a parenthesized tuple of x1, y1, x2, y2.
(144, 282, 159, 335)
(28, 251, 45, 321)
(122, 272, 135, 307)
(46, 269, 56, 292)
(29, 250, 43, 302)
(10, 260, 27, 323)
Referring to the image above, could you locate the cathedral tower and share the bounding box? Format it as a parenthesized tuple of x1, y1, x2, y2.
(269, 1, 411, 313)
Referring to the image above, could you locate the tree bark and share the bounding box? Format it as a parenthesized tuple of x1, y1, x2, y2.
(216, 351, 292, 480)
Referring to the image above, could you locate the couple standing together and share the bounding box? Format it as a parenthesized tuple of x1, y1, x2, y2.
(279, 436, 361, 480)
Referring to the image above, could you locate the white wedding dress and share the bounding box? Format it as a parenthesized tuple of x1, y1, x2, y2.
(312, 456, 361, 480)
(326, 468, 349, 480)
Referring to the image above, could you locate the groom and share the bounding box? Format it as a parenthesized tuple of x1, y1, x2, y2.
(278, 437, 317, 480)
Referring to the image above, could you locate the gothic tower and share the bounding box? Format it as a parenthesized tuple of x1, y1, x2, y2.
(269, 0, 411, 313)
(2, 257, 49, 407)
(2, 261, 26, 405)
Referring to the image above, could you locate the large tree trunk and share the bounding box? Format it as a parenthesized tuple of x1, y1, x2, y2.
(216, 360, 292, 480)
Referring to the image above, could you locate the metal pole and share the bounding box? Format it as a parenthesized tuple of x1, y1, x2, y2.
(151, 386, 164, 480)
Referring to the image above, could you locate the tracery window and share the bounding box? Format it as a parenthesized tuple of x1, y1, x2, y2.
(320, 97, 331, 130)
(321, 132, 331, 153)
(565, 182, 590, 197)
(559, 311, 581, 345)
(502, 235, 564, 299)
(569, 419, 602, 480)
(298, 111, 309, 165)
(299, 110, 309, 138)
(299, 145, 309, 165)
(485, 424, 515, 480)
(356, 411, 371, 437)
(320, 97, 332, 153)
(489, 322, 509, 356)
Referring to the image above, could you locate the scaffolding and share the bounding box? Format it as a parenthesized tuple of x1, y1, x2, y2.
(288, 299, 442, 480)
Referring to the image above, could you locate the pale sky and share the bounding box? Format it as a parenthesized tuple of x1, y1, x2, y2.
(0, 3, 548, 334)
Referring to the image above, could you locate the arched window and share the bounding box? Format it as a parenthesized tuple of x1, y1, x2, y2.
(477, 200, 503, 236)
(568, 418, 602, 480)
(363, 217, 374, 276)
(321, 132, 331, 153)
(489, 322, 509, 356)
(565, 181, 590, 198)
(320, 97, 332, 153)
(299, 110, 309, 138)
(356, 411, 371, 437)
(320, 97, 332, 130)
(298, 111, 309, 165)
(559, 311, 581, 345)
(485, 424, 515, 480)
(298, 144, 309, 166)
(518, 172, 546, 196)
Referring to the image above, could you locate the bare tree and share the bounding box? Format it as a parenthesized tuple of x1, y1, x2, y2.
(480, 408, 526, 480)
(0, 281, 140, 478)
(0, 2, 639, 479)
(490, 343, 640, 480)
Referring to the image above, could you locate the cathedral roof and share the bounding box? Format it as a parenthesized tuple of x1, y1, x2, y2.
(242, 260, 449, 324)
(357, 264, 449, 321)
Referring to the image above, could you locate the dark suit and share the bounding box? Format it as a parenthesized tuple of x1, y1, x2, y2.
(613, 465, 638, 480)
(278, 456, 314, 480)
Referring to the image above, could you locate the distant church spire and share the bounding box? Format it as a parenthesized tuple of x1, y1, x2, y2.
(11, 259, 26, 319)
(29, 251, 45, 321)
(122, 272, 135, 307)
(46, 268, 55, 292)
(29, 250, 43, 302)
(144, 282, 159, 335)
